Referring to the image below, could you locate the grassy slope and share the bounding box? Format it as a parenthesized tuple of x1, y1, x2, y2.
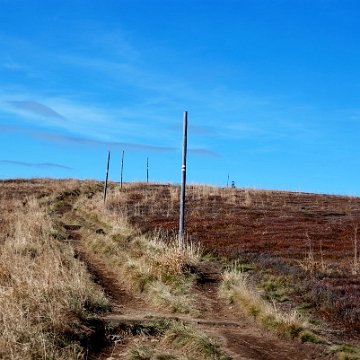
(1, 179, 360, 360)
(0, 180, 110, 359)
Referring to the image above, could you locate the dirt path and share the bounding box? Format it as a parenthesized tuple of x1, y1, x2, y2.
(86, 255, 328, 360)
(192, 263, 329, 360)
(81, 250, 329, 359)
(56, 195, 333, 360)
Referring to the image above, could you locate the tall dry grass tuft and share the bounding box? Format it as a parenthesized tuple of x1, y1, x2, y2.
(125, 317, 231, 360)
(163, 320, 229, 359)
(220, 268, 309, 339)
(0, 197, 110, 359)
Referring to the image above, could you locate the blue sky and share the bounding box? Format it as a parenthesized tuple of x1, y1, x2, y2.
(1, 0, 360, 195)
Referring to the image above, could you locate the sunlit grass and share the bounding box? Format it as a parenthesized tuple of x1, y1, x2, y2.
(0, 195, 110, 359)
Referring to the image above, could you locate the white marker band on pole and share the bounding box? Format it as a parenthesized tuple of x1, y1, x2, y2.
(182, 165, 186, 171)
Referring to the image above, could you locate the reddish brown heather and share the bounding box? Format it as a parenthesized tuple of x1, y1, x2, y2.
(106, 182, 360, 335)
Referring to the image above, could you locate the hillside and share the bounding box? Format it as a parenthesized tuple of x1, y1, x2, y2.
(1, 179, 360, 359)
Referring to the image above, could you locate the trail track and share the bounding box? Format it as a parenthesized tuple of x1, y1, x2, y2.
(78, 245, 326, 359)
(54, 189, 331, 360)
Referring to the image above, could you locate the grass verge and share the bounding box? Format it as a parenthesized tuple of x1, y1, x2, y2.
(219, 268, 310, 339)
(0, 196, 110, 359)
(327, 343, 360, 360)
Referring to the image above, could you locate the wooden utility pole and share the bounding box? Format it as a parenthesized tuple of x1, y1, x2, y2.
(120, 150, 124, 189)
(178, 111, 188, 249)
(103, 151, 110, 203)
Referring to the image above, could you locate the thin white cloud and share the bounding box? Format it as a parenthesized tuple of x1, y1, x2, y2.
(83, 27, 140, 62)
(0, 87, 200, 148)
(0, 125, 176, 153)
(43, 132, 176, 152)
(189, 149, 222, 158)
(0, 25, 323, 154)
(0, 93, 144, 142)
(0, 160, 72, 170)
(2, 61, 30, 71)
(5, 101, 65, 118)
(171, 124, 220, 136)
(0, 125, 223, 158)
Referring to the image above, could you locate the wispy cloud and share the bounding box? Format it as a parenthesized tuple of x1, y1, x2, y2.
(0, 33, 314, 148)
(0, 160, 72, 170)
(0, 28, 319, 159)
(189, 125, 219, 136)
(0, 94, 146, 143)
(0, 125, 222, 158)
(0, 125, 176, 152)
(43, 132, 176, 152)
(2, 61, 30, 71)
(171, 124, 220, 136)
(188, 149, 222, 158)
(5, 100, 65, 118)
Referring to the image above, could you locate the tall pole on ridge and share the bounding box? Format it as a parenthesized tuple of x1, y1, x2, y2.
(120, 150, 124, 189)
(103, 151, 110, 203)
(178, 111, 188, 249)
(147, 157, 149, 183)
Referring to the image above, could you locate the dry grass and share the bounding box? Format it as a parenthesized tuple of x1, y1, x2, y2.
(101, 181, 360, 337)
(0, 194, 110, 359)
(3, 179, 360, 358)
(328, 343, 360, 360)
(77, 188, 202, 315)
(114, 317, 231, 360)
(163, 319, 231, 359)
(219, 268, 309, 339)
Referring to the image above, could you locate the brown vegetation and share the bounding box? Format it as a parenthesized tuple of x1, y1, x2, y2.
(106, 182, 360, 339)
(2, 179, 360, 359)
(0, 179, 110, 359)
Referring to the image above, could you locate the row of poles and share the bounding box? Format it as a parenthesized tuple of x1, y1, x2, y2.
(103, 152, 152, 200)
(103, 111, 188, 249)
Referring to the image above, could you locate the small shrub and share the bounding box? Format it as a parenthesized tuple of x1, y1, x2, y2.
(155, 355, 179, 360)
(300, 331, 326, 344)
(328, 343, 360, 357)
(148, 281, 198, 315)
(164, 320, 222, 359)
(129, 345, 154, 360)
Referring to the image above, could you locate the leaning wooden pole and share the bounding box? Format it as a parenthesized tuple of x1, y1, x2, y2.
(178, 111, 188, 249)
(103, 151, 111, 203)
